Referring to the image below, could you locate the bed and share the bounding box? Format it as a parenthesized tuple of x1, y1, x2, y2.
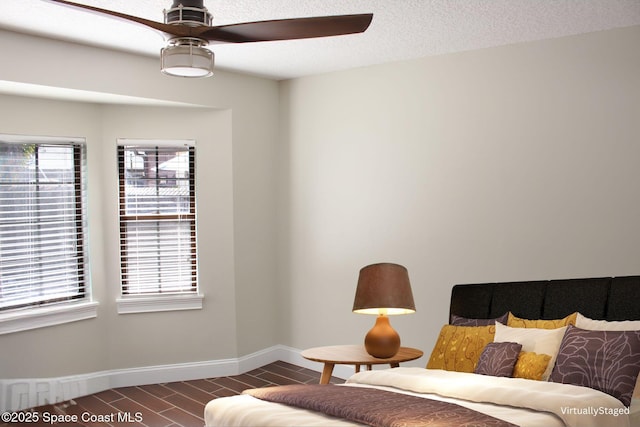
(205, 276, 640, 427)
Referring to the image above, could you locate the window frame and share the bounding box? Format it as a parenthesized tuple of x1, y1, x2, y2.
(115, 139, 202, 314)
(0, 134, 96, 334)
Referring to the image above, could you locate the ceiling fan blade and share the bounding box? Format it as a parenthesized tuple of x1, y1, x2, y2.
(44, 0, 191, 38)
(196, 14, 373, 43)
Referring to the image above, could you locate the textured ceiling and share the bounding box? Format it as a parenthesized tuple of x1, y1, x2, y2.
(0, 0, 639, 80)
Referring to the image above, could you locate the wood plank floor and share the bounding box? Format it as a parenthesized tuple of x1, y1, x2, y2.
(1, 361, 342, 427)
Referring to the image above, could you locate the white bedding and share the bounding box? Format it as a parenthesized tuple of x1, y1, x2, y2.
(204, 368, 632, 427)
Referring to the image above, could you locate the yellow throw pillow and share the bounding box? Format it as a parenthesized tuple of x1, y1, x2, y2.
(507, 312, 577, 329)
(512, 351, 552, 380)
(427, 325, 495, 373)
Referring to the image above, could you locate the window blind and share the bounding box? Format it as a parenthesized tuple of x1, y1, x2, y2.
(0, 140, 88, 311)
(117, 143, 197, 295)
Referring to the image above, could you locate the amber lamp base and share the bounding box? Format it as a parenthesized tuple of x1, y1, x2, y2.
(364, 314, 400, 358)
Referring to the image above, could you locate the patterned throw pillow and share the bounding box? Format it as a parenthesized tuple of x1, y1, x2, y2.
(450, 312, 509, 327)
(550, 325, 640, 407)
(507, 312, 577, 329)
(512, 352, 552, 380)
(427, 325, 495, 373)
(574, 313, 640, 404)
(474, 342, 522, 377)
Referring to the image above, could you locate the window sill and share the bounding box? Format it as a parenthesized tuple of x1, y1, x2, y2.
(0, 301, 99, 335)
(116, 293, 203, 314)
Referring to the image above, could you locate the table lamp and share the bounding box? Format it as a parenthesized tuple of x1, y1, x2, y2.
(352, 263, 416, 358)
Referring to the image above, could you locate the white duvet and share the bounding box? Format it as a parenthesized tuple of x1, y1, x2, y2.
(204, 368, 632, 427)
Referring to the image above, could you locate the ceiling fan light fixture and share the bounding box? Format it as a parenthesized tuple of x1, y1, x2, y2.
(160, 37, 214, 78)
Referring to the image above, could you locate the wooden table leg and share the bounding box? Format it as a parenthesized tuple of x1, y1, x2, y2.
(320, 363, 335, 384)
(355, 364, 361, 373)
(390, 362, 399, 368)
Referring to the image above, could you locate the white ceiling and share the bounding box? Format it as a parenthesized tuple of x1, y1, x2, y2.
(0, 0, 639, 80)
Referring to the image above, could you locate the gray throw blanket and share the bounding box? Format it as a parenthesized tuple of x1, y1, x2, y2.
(245, 384, 519, 427)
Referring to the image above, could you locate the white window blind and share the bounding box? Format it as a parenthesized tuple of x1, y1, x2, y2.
(118, 143, 197, 295)
(0, 139, 89, 311)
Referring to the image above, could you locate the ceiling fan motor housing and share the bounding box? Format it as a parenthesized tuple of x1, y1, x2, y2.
(165, 0, 212, 26)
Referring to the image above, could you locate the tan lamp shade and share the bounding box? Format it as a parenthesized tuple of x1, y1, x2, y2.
(353, 263, 416, 315)
(352, 263, 416, 358)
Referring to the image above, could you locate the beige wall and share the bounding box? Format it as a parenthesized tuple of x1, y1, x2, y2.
(0, 31, 281, 377)
(277, 26, 640, 357)
(0, 24, 639, 379)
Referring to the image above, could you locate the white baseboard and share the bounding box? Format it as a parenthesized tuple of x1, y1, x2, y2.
(276, 345, 355, 380)
(0, 345, 353, 412)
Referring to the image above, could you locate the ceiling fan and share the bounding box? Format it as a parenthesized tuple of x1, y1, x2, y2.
(46, 0, 374, 78)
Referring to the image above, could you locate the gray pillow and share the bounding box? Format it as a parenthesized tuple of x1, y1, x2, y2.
(450, 312, 509, 326)
(474, 342, 522, 377)
(550, 325, 640, 406)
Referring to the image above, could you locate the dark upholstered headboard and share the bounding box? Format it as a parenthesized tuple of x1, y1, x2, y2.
(450, 276, 640, 322)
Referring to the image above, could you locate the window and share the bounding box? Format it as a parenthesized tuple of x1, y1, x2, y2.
(0, 138, 89, 312)
(117, 141, 200, 313)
